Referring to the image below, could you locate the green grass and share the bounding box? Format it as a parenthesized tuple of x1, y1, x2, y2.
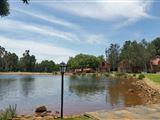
(57, 115, 94, 120)
(145, 74, 160, 84)
(0, 105, 17, 120)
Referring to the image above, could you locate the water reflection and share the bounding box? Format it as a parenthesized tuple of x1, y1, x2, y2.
(107, 78, 142, 107)
(0, 77, 16, 100)
(107, 80, 120, 106)
(69, 75, 105, 97)
(69, 75, 142, 107)
(20, 76, 35, 97)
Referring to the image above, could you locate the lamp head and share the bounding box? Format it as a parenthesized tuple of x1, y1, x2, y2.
(60, 62, 67, 73)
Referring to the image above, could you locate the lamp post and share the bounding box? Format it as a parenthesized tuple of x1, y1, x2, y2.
(60, 62, 67, 119)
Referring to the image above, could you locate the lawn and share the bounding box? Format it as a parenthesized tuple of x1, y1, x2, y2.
(56, 115, 94, 120)
(145, 74, 160, 84)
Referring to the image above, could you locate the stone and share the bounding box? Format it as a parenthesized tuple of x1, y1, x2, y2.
(35, 117, 43, 120)
(35, 106, 47, 113)
(44, 116, 54, 120)
(128, 89, 134, 93)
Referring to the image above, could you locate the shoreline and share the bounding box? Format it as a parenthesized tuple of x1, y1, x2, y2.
(0, 72, 73, 76)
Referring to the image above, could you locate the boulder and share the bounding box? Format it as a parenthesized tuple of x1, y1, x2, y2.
(35, 106, 47, 113)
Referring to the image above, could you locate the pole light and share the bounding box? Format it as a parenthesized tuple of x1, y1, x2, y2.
(60, 62, 67, 119)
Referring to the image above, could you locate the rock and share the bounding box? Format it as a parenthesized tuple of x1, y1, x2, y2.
(35, 106, 47, 113)
(40, 111, 48, 117)
(44, 116, 54, 120)
(128, 89, 134, 93)
(35, 117, 43, 120)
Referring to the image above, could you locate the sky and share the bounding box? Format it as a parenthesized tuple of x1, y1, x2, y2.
(0, 0, 160, 63)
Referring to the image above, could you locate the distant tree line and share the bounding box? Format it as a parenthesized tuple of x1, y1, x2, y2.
(67, 37, 159, 73)
(105, 37, 160, 72)
(0, 47, 59, 72)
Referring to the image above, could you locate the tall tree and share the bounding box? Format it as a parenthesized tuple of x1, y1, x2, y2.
(0, 46, 6, 71)
(151, 37, 160, 56)
(19, 50, 36, 72)
(4, 52, 19, 71)
(106, 44, 120, 71)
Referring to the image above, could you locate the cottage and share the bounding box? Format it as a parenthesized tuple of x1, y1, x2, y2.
(74, 68, 82, 73)
(83, 68, 94, 73)
(150, 56, 160, 73)
(118, 60, 130, 73)
(74, 68, 94, 73)
(98, 61, 110, 72)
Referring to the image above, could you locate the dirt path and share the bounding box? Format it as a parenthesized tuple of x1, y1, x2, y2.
(85, 104, 160, 120)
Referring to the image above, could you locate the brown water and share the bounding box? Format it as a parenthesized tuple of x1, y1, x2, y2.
(0, 74, 142, 115)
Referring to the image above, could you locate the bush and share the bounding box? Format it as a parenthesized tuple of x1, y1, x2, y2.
(116, 72, 126, 77)
(133, 74, 136, 77)
(0, 105, 17, 120)
(138, 74, 145, 80)
(104, 73, 110, 77)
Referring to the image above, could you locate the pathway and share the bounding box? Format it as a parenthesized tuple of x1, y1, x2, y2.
(85, 104, 160, 120)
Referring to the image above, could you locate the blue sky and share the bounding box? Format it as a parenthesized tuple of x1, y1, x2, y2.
(0, 0, 160, 63)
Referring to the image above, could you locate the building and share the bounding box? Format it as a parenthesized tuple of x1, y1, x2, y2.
(150, 56, 160, 73)
(98, 61, 110, 72)
(118, 60, 130, 73)
(74, 68, 94, 73)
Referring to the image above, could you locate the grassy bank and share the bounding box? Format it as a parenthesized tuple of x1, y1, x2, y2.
(145, 74, 160, 84)
(57, 115, 94, 120)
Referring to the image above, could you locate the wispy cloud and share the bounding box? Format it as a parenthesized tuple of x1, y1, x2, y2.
(0, 19, 80, 42)
(0, 36, 78, 63)
(47, 0, 153, 23)
(85, 35, 105, 44)
(13, 8, 80, 30)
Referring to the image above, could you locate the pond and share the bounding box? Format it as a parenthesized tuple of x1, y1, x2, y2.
(0, 74, 142, 115)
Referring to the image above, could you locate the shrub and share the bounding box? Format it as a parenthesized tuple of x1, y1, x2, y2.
(116, 72, 126, 77)
(133, 74, 136, 77)
(0, 105, 17, 120)
(138, 74, 145, 80)
(104, 73, 110, 77)
(81, 73, 86, 76)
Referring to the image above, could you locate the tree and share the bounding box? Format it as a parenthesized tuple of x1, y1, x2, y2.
(0, 46, 6, 71)
(4, 52, 19, 71)
(151, 37, 160, 56)
(105, 44, 120, 71)
(67, 54, 100, 70)
(37, 60, 58, 72)
(19, 50, 36, 72)
(0, 0, 29, 17)
(119, 40, 156, 72)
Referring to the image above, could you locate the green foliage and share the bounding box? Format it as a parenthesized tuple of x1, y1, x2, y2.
(104, 73, 110, 77)
(119, 39, 157, 73)
(138, 74, 145, 80)
(151, 37, 160, 56)
(36, 60, 59, 73)
(0, 105, 17, 120)
(67, 54, 100, 70)
(115, 72, 127, 77)
(0, 0, 30, 17)
(0, 0, 10, 17)
(133, 74, 136, 77)
(0, 46, 59, 72)
(19, 50, 36, 72)
(105, 44, 120, 71)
